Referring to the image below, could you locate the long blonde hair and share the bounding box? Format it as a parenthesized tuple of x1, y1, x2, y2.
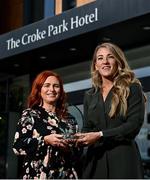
(91, 42, 142, 118)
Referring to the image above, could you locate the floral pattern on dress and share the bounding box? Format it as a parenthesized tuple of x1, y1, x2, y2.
(13, 106, 81, 179)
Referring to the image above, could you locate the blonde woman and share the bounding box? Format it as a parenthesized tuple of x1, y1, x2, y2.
(75, 42, 145, 179)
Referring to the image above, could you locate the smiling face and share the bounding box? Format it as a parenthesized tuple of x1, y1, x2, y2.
(95, 47, 118, 81)
(41, 76, 61, 106)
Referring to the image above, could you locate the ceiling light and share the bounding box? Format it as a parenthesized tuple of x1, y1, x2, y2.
(102, 37, 111, 41)
(14, 63, 20, 67)
(143, 26, 150, 30)
(40, 56, 47, 59)
(69, 47, 77, 51)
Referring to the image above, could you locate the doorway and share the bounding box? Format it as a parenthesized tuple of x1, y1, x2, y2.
(0, 74, 30, 178)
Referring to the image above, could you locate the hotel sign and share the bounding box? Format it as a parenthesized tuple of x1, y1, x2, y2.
(1, 0, 150, 59)
(0, 1, 101, 59)
(6, 8, 98, 50)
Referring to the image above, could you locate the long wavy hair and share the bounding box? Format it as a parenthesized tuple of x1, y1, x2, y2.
(91, 42, 143, 118)
(27, 70, 67, 119)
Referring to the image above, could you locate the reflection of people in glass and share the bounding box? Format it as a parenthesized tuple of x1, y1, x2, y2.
(75, 42, 146, 179)
(13, 70, 80, 179)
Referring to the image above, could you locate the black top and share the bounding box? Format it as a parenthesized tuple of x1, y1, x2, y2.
(82, 83, 145, 179)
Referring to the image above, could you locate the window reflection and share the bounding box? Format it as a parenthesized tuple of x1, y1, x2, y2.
(0, 81, 7, 112)
(0, 113, 8, 178)
(9, 75, 30, 112)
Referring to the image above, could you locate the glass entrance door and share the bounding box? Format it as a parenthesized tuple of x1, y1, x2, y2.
(0, 74, 30, 178)
(0, 79, 9, 178)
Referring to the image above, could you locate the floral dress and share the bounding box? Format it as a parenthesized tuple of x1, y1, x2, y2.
(13, 106, 80, 179)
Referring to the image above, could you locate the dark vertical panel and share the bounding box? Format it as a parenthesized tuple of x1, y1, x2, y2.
(0, 0, 23, 34)
(23, 0, 44, 25)
(0, 113, 8, 178)
(0, 1, 6, 34)
(62, 0, 76, 11)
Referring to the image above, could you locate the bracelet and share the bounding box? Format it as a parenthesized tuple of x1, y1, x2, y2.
(99, 131, 103, 137)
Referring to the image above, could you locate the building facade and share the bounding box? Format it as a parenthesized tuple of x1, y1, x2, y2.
(0, 0, 150, 178)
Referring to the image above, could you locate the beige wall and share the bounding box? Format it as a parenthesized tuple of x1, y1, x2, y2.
(55, 0, 63, 15)
(55, 0, 96, 15)
(76, 0, 95, 7)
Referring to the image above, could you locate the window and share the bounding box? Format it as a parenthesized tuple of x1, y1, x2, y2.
(44, 0, 55, 18)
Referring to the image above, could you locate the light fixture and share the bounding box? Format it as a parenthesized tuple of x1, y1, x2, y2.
(143, 26, 150, 31)
(14, 63, 20, 67)
(69, 47, 77, 51)
(40, 56, 47, 60)
(102, 37, 111, 41)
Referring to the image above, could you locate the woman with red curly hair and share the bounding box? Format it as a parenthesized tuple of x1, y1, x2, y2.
(13, 70, 80, 179)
